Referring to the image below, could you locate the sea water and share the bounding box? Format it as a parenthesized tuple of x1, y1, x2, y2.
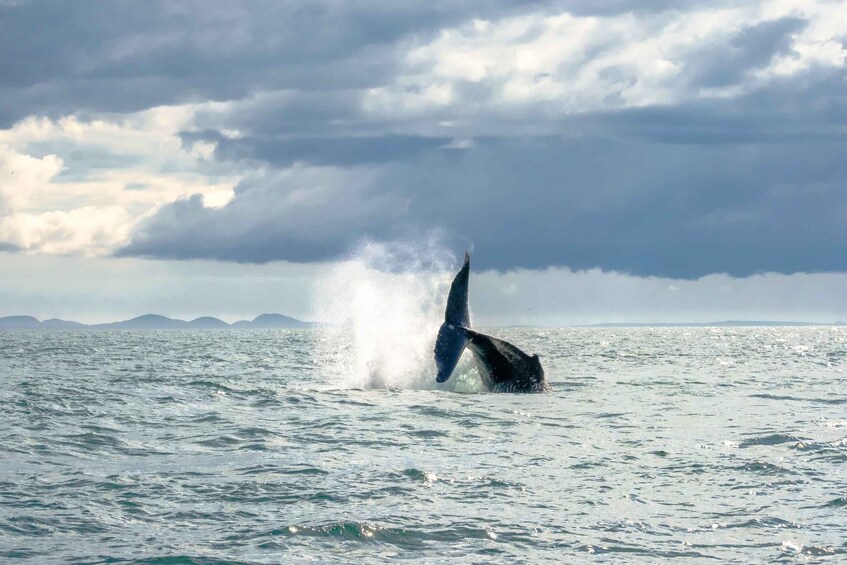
(1, 326, 845, 563)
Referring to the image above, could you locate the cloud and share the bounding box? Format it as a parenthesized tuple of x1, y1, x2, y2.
(119, 131, 847, 278)
(364, 2, 845, 123)
(0, 0, 567, 126)
(119, 164, 410, 263)
(680, 17, 806, 88)
(0, 105, 239, 255)
(207, 133, 450, 167)
(3, 0, 847, 279)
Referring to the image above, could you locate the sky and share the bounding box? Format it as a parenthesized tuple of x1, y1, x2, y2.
(1, 0, 846, 324)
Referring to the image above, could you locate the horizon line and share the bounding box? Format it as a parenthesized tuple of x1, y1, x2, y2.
(0, 313, 845, 330)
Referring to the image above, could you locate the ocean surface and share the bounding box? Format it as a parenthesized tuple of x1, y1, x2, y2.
(1, 327, 845, 563)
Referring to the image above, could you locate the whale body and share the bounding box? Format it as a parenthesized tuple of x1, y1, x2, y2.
(434, 253, 549, 393)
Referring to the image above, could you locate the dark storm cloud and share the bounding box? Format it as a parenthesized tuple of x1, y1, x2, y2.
(574, 73, 847, 145)
(211, 135, 450, 167)
(6, 0, 847, 278)
(0, 0, 754, 126)
(0, 0, 571, 126)
(122, 20, 847, 279)
(682, 17, 806, 88)
(122, 126, 847, 278)
(181, 92, 450, 166)
(399, 136, 847, 278)
(118, 166, 411, 263)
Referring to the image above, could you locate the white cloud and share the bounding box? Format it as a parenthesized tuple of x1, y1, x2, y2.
(0, 103, 240, 256)
(439, 138, 475, 149)
(0, 204, 133, 256)
(754, 0, 847, 77)
(0, 149, 63, 213)
(363, 0, 847, 124)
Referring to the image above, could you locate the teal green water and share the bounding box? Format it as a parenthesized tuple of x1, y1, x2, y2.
(1, 327, 845, 563)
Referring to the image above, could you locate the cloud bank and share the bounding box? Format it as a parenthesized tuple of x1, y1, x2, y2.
(1, 0, 846, 278)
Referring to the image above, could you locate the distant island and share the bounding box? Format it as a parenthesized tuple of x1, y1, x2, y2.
(0, 315, 844, 330)
(0, 313, 316, 330)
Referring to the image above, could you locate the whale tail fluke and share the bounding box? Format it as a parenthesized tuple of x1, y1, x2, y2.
(434, 252, 549, 392)
(462, 328, 548, 392)
(444, 251, 470, 327)
(434, 252, 471, 383)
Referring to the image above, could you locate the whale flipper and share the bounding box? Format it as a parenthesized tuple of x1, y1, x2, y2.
(434, 253, 471, 383)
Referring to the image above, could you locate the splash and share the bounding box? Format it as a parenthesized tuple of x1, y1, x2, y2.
(311, 240, 482, 391)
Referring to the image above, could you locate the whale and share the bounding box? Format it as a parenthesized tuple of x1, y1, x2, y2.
(434, 253, 549, 392)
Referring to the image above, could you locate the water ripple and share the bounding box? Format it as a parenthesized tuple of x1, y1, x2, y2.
(1, 327, 845, 563)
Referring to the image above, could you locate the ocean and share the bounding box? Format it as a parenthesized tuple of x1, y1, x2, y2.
(1, 327, 845, 563)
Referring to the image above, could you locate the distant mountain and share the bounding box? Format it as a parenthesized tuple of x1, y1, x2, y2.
(187, 316, 230, 329)
(41, 318, 86, 329)
(94, 314, 188, 329)
(232, 313, 314, 329)
(0, 313, 315, 329)
(0, 315, 40, 328)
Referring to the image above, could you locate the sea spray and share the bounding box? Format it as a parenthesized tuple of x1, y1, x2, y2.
(310, 240, 482, 390)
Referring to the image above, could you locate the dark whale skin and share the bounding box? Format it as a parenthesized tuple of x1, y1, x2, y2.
(433, 253, 549, 393)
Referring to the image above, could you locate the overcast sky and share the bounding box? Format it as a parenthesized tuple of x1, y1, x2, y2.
(1, 0, 846, 324)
